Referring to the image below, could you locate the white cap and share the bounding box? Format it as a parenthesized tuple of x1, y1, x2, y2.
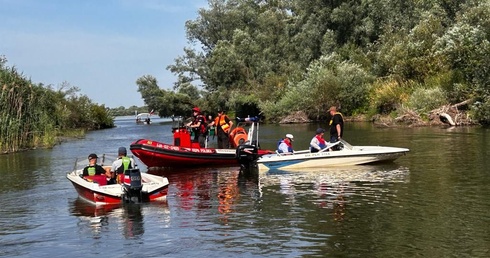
(286, 134, 294, 141)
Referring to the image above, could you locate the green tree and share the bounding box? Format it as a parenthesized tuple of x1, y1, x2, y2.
(156, 0, 490, 124)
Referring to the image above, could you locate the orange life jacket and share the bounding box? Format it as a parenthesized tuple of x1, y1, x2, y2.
(214, 115, 230, 133)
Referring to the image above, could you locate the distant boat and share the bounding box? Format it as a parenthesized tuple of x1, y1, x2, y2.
(135, 113, 152, 124)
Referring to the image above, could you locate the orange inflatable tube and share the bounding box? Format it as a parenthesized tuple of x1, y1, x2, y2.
(229, 127, 248, 148)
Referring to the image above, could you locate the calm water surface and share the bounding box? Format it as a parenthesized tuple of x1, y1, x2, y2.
(1, 117, 489, 257)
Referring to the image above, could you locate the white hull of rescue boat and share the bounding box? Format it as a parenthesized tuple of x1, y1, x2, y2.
(66, 169, 169, 205)
(256, 141, 409, 172)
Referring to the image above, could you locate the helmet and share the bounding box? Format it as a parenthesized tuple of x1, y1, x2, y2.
(192, 107, 200, 112)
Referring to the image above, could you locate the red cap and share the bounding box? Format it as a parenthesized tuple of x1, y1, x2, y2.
(192, 107, 200, 112)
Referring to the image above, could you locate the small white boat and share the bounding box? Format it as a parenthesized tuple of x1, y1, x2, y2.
(238, 139, 409, 172)
(66, 154, 169, 205)
(136, 113, 152, 124)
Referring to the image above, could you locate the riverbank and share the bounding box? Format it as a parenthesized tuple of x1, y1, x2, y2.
(1, 128, 86, 155)
(280, 106, 480, 127)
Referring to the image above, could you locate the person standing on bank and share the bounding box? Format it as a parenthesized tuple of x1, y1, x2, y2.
(186, 107, 207, 148)
(277, 134, 294, 154)
(109, 147, 136, 184)
(328, 106, 344, 146)
(310, 128, 327, 153)
(208, 108, 234, 149)
(82, 153, 106, 177)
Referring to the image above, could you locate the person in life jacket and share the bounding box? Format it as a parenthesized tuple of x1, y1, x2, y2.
(207, 107, 234, 148)
(82, 153, 106, 177)
(207, 114, 216, 138)
(328, 106, 344, 142)
(310, 128, 327, 152)
(109, 147, 136, 184)
(186, 107, 207, 147)
(277, 134, 294, 154)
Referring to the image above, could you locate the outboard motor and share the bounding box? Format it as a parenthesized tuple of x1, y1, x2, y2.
(122, 168, 143, 203)
(236, 144, 259, 169)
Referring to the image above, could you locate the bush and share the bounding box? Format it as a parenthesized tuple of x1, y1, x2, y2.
(406, 87, 447, 114)
(369, 78, 411, 114)
(262, 53, 374, 121)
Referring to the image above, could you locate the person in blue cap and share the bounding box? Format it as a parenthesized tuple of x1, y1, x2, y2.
(109, 147, 136, 184)
(310, 128, 327, 152)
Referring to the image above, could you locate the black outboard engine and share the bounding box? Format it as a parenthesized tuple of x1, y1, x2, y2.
(236, 144, 259, 170)
(122, 168, 143, 203)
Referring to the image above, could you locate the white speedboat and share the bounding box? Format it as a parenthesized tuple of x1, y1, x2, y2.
(238, 139, 409, 172)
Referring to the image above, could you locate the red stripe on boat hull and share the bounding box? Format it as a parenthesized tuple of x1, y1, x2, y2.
(130, 139, 237, 167)
(70, 181, 168, 205)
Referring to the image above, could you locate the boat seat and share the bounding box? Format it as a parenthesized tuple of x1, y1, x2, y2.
(327, 141, 343, 151)
(84, 175, 107, 186)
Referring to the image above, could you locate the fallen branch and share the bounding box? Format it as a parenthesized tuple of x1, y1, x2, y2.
(451, 99, 473, 109)
(439, 113, 455, 126)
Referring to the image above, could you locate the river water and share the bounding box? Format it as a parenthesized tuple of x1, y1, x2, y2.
(1, 117, 489, 257)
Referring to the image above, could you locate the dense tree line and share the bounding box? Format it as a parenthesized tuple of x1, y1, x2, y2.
(138, 0, 490, 124)
(109, 105, 152, 117)
(0, 57, 114, 153)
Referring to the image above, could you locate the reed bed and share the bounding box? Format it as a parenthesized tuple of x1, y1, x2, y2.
(1, 58, 114, 153)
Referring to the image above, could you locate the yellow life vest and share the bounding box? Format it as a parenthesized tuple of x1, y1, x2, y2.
(88, 166, 96, 176)
(329, 112, 343, 125)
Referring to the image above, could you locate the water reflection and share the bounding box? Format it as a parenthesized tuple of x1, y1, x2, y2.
(70, 198, 121, 217)
(314, 181, 348, 222)
(260, 164, 410, 223)
(121, 204, 144, 239)
(69, 198, 118, 239)
(151, 166, 262, 225)
(158, 168, 218, 211)
(262, 163, 410, 185)
(69, 198, 146, 239)
(0, 151, 54, 194)
(217, 173, 238, 215)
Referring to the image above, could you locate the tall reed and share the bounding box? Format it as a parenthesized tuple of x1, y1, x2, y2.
(0, 58, 114, 153)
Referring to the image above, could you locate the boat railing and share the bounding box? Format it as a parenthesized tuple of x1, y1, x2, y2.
(171, 116, 187, 129)
(339, 139, 353, 150)
(293, 150, 309, 155)
(226, 115, 262, 150)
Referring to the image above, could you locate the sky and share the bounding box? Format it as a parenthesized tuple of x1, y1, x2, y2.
(0, 0, 207, 108)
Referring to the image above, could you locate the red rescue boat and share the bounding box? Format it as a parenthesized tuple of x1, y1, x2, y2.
(130, 117, 272, 168)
